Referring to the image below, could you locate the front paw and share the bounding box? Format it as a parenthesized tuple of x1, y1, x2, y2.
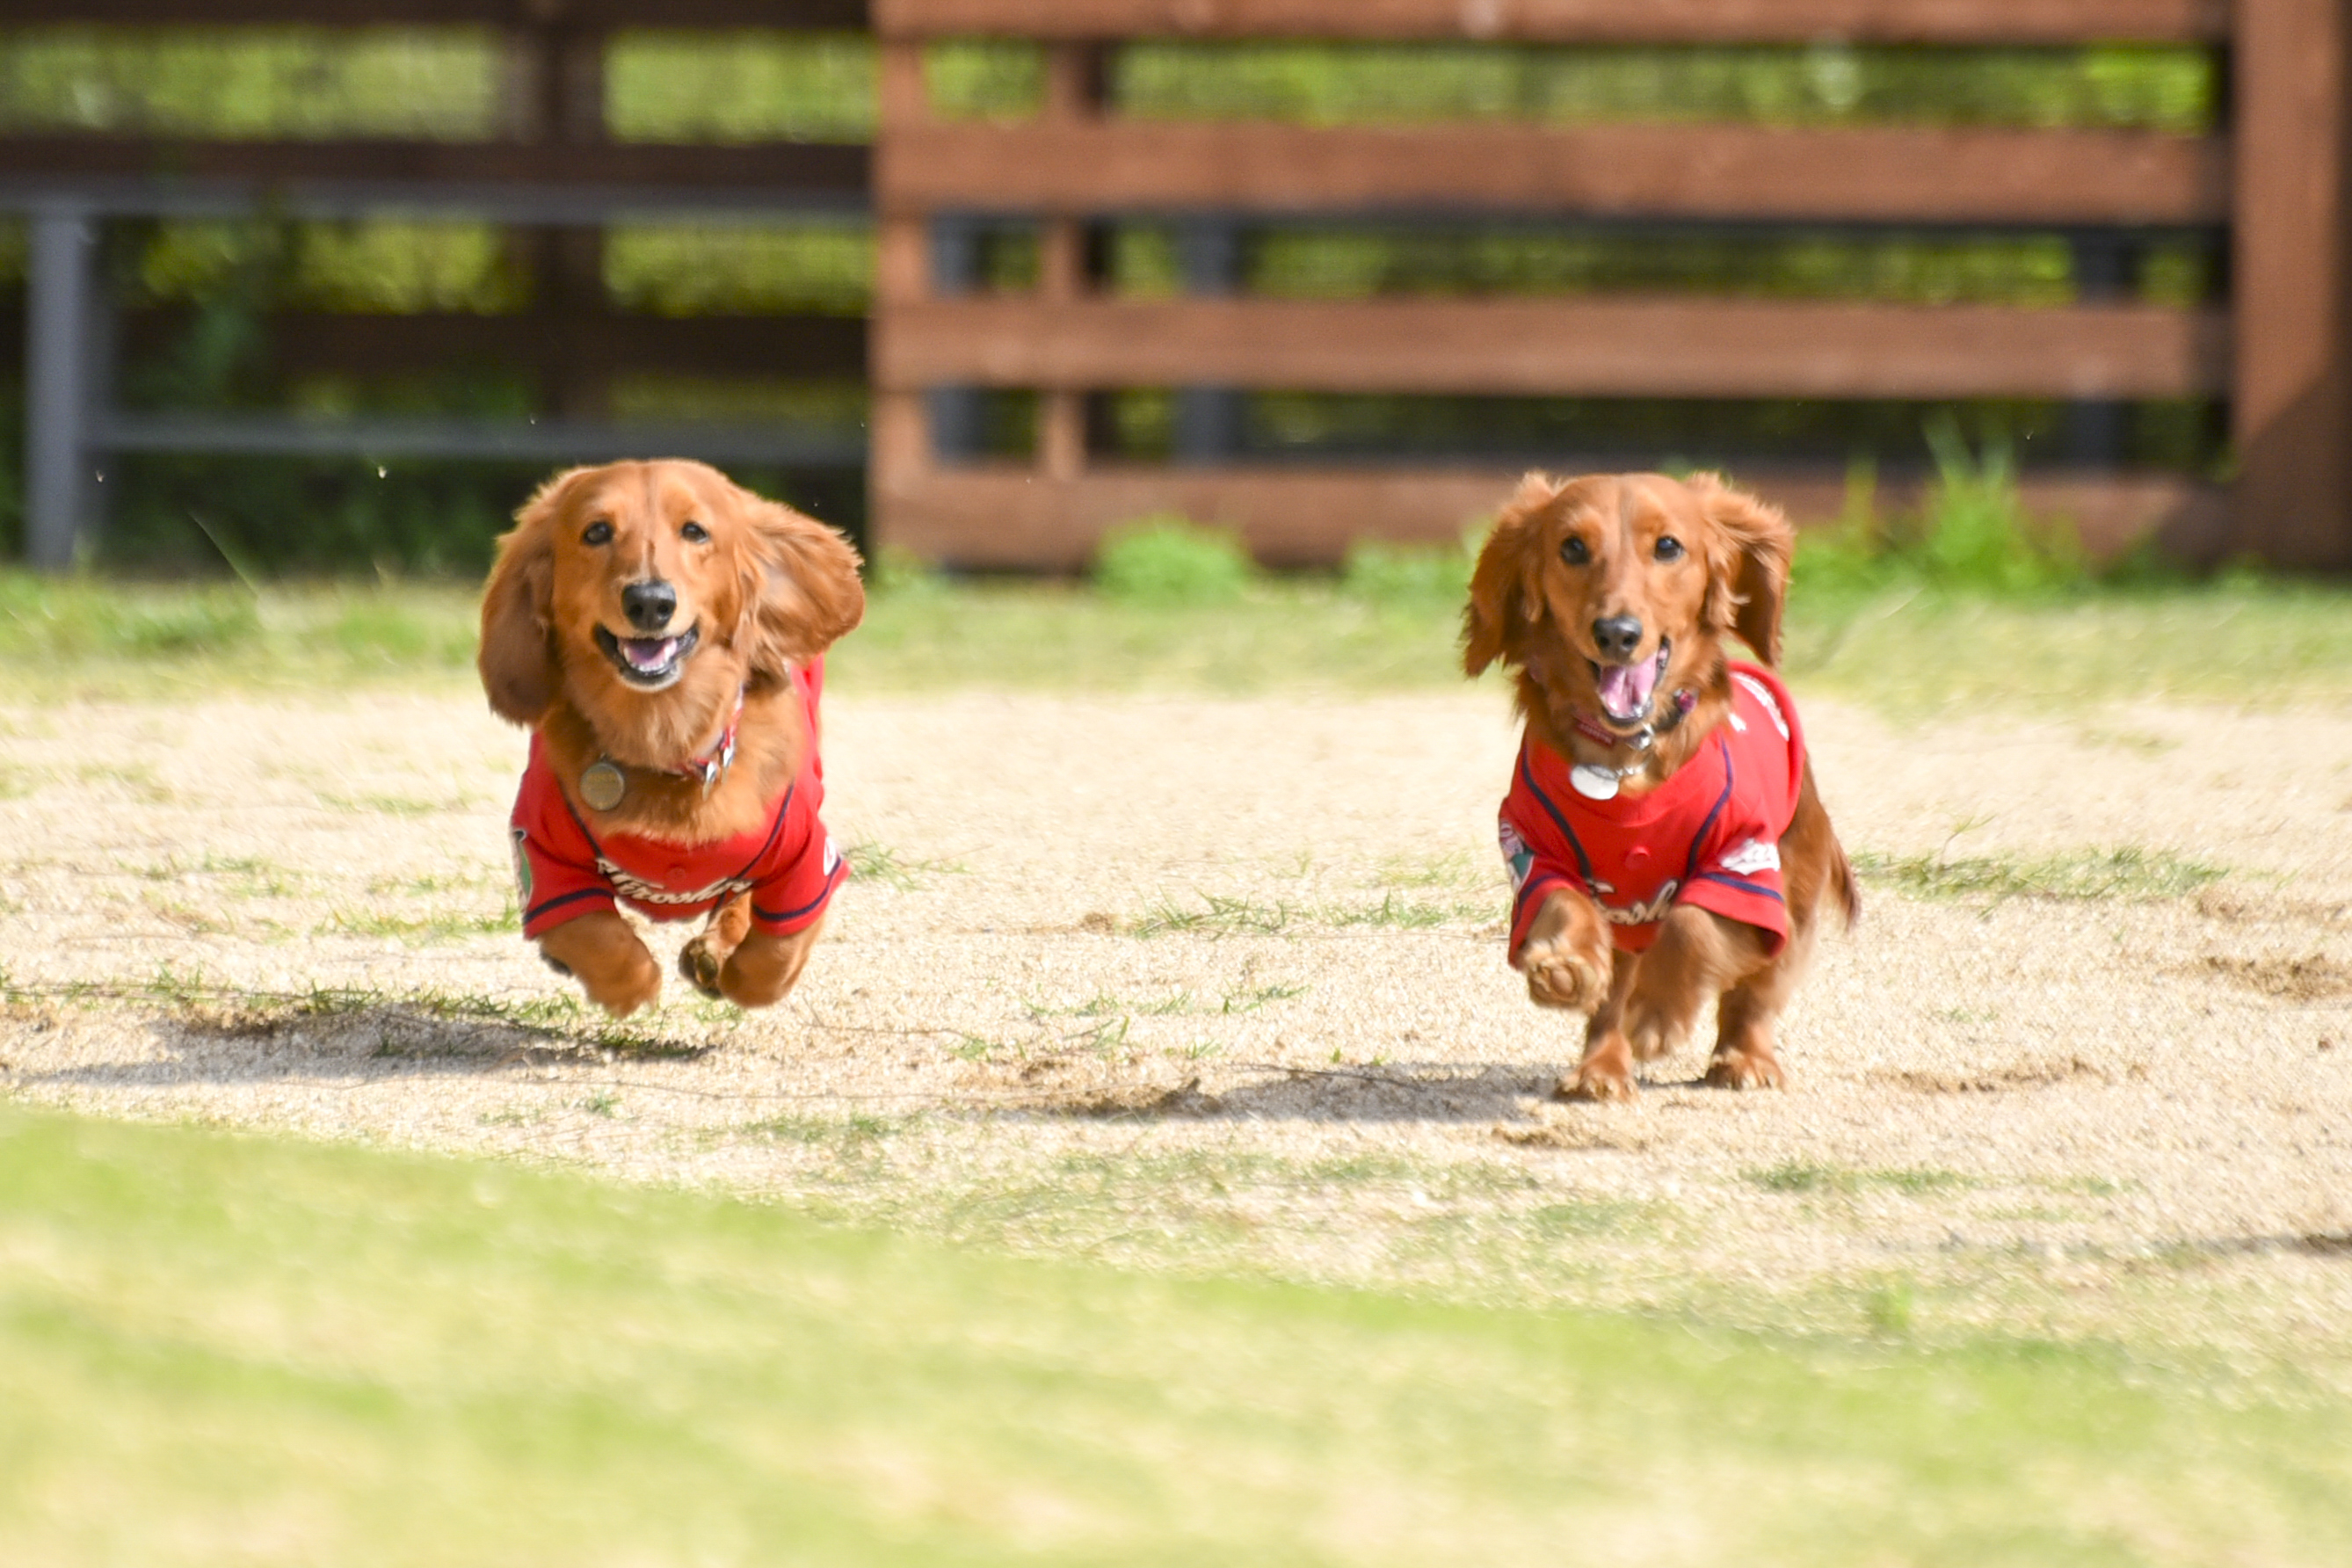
(1521, 939, 1609, 1013)
(581, 955, 661, 1019)
(679, 934, 727, 998)
(1557, 1039, 1637, 1103)
(1704, 1045, 1787, 1091)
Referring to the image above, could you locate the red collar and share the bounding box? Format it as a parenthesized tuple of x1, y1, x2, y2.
(664, 688, 744, 792)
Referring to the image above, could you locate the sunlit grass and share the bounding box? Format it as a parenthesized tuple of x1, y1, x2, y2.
(4, 569, 2352, 714)
(2, 1101, 2348, 1566)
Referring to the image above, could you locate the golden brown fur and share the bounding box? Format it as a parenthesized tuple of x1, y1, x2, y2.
(1464, 471, 1859, 1101)
(477, 460, 863, 1017)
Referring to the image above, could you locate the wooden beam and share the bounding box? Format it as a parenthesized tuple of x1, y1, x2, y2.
(880, 121, 2225, 227)
(876, 297, 2227, 400)
(23, 1, 868, 26)
(0, 136, 867, 199)
(874, 0, 2225, 44)
(2230, 0, 2352, 569)
(875, 464, 2225, 570)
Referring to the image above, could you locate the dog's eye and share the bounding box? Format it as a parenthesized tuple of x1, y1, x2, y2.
(1559, 536, 1591, 567)
(582, 520, 613, 546)
(681, 520, 710, 544)
(1654, 535, 1685, 563)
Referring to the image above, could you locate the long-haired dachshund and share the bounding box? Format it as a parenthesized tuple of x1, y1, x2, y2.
(1465, 471, 1858, 1101)
(477, 460, 864, 1017)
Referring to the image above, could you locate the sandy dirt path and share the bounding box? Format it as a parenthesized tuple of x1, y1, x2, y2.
(2, 686, 2348, 1366)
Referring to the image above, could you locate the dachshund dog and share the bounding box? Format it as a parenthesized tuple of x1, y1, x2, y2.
(1465, 472, 1858, 1102)
(478, 460, 864, 1018)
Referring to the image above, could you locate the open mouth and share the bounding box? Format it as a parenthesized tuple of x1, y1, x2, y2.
(1590, 639, 1671, 727)
(594, 624, 700, 689)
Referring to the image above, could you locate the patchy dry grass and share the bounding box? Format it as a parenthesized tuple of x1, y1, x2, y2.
(1853, 845, 2226, 902)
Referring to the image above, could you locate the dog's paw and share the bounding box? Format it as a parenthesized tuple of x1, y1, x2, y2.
(1521, 940, 1608, 1013)
(580, 951, 662, 1019)
(1704, 1045, 1787, 1091)
(678, 935, 728, 999)
(1555, 1057, 1637, 1104)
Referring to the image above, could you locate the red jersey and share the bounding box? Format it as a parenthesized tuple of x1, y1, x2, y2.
(1499, 663, 1804, 963)
(510, 662, 846, 940)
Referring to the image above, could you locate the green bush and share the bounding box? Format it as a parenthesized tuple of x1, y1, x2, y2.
(1340, 535, 1476, 606)
(1093, 515, 1256, 605)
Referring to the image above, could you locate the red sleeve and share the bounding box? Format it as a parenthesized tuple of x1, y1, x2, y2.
(1499, 797, 1582, 969)
(511, 745, 616, 939)
(747, 786, 847, 936)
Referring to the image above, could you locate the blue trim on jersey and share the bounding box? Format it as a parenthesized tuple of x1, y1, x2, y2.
(1514, 746, 1595, 886)
(1693, 870, 1785, 904)
(524, 886, 613, 926)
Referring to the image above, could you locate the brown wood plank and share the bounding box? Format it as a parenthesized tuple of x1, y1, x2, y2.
(875, 0, 2225, 45)
(117, 310, 867, 381)
(20, 1, 867, 27)
(2229, 0, 2352, 568)
(0, 136, 867, 195)
(880, 121, 2225, 227)
(874, 464, 2224, 570)
(876, 297, 2227, 400)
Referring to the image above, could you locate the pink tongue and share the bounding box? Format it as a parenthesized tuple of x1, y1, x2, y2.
(1597, 655, 1659, 718)
(624, 637, 674, 670)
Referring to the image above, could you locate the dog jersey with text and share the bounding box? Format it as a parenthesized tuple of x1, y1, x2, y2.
(509, 660, 846, 940)
(1498, 662, 1804, 963)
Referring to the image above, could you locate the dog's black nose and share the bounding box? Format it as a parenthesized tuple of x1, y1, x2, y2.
(621, 579, 677, 633)
(1592, 615, 1644, 660)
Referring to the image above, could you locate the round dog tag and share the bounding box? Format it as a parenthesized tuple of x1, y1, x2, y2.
(1569, 764, 1621, 802)
(578, 759, 627, 811)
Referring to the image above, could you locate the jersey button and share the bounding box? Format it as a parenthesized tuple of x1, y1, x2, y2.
(1625, 846, 1651, 867)
(666, 863, 688, 882)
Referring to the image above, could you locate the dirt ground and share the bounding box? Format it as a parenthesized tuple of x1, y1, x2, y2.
(3, 684, 2349, 1371)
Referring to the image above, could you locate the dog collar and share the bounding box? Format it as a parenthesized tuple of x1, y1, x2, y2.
(577, 689, 744, 810)
(1566, 688, 1697, 801)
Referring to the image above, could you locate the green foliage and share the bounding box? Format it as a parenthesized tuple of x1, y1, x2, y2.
(606, 31, 875, 142)
(1093, 515, 1258, 605)
(1116, 42, 2216, 131)
(1914, 415, 2087, 592)
(0, 25, 499, 137)
(0, 574, 258, 660)
(1341, 535, 1477, 606)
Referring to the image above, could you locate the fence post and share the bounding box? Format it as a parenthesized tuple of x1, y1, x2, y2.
(1176, 220, 1245, 463)
(24, 203, 101, 570)
(2232, 0, 2352, 569)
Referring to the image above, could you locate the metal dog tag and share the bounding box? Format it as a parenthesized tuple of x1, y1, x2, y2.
(578, 759, 627, 811)
(1569, 764, 1622, 802)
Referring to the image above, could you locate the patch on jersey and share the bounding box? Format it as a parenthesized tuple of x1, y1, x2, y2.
(510, 826, 533, 905)
(1718, 836, 1781, 876)
(1497, 817, 1535, 891)
(1731, 671, 1791, 740)
(823, 835, 843, 878)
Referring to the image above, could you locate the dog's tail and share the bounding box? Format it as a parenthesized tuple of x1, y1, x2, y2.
(1827, 836, 1862, 932)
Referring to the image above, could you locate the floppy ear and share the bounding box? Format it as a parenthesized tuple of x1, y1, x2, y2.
(1463, 472, 1561, 677)
(733, 489, 866, 679)
(1691, 474, 1793, 666)
(477, 474, 575, 724)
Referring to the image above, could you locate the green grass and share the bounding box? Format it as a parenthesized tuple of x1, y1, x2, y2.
(7, 569, 2352, 713)
(1854, 846, 2226, 903)
(1, 1100, 2346, 1566)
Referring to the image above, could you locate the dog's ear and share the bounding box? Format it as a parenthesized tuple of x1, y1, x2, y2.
(1463, 472, 1561, 677)
(732, 488, 866, 679)
(477, 473, 576, 724)
(1692, 474, 1793, 666)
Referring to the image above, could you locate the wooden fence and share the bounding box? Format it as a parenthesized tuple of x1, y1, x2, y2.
(871, 0, 2352, 570)
(15, 2, 2352, 570)
(4, 0, 867, 569)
